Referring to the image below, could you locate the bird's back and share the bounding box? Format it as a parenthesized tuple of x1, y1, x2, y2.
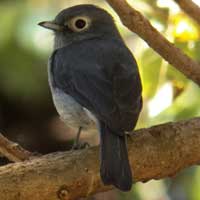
(49, 37, 142, 132)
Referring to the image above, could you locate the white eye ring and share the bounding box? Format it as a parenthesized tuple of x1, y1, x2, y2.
(67, 16, 91, 32)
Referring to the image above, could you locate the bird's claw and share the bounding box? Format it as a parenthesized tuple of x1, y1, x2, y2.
(71, 142, 90, 150)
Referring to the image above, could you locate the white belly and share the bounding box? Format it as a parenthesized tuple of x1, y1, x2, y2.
(52, 88, 97, 130)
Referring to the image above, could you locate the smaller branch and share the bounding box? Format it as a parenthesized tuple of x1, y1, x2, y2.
(0, 133, 32, 162)
(174, 0, 200, 25)
(106, 0, 200, 86)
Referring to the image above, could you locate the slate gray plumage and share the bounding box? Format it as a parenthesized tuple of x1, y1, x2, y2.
(39, 4, 142, 191)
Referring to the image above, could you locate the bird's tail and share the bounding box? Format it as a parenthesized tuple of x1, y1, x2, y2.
(99, 122, 132, 191)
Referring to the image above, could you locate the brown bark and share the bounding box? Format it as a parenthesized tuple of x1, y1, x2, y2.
(0, 117, 200, 200)
(174, 0, 200, 25)
(106, 0, 200, 85)
(0, 133, 32, 162)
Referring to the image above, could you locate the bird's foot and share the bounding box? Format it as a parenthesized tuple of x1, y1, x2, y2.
(71, 141, 90, 150)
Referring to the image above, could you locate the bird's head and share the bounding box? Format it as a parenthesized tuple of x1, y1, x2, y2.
(38, 5, 120, 49)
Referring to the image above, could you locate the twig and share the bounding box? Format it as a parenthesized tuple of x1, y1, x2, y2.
(0, 133, 32, 162)
(106, 0, 200, 85)
(0, 117, 200, 200)
(174, 0, 200, 25)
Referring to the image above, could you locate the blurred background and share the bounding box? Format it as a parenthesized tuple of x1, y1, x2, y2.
(0, 0, 200, 199)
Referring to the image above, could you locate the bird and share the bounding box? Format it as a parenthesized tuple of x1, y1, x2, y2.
(38, 4, 142, 191)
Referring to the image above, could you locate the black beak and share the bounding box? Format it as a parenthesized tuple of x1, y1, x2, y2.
(38, 21, 64, 31)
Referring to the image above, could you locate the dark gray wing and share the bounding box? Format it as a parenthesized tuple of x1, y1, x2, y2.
(50, 45, 142, 133)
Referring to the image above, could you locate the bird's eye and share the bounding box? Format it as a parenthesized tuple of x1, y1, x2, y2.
(67, 16, 91, 32)
(75, 19, 86, 29)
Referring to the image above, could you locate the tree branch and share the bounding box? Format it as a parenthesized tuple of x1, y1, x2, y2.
(0, 117, 200, 200)
(174, 0, 200, 25)
(0, 133, 32, 162)
(106, 0, 200, 86)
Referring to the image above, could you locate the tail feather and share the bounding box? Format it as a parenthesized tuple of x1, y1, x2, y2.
(99, 122, 132, 191)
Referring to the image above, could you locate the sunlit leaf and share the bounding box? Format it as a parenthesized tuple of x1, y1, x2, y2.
(139, 49, 162, 98)
(171, 13, 199, 42)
